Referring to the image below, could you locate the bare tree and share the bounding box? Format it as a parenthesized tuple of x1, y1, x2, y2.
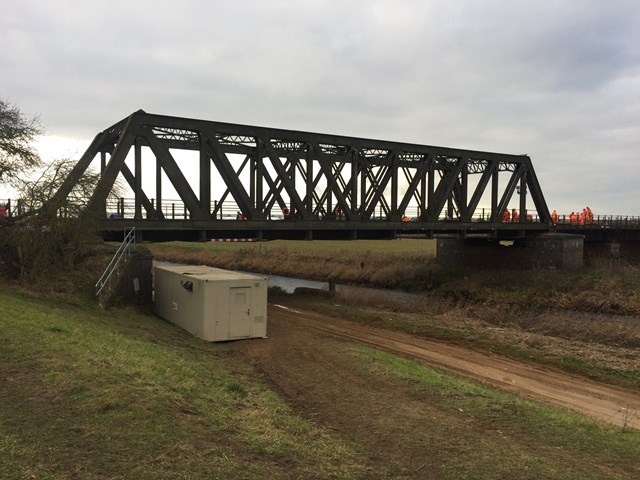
(0, 99, 43, 186)
(0, 102, 128, 285)
(0, 159, 108, 281)
(16, 158, 106, 217)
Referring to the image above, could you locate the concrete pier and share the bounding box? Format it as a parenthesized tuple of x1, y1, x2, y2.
(436, 233, 584, 270)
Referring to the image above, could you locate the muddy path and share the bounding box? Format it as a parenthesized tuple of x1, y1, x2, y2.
(254, 303, 640, 430)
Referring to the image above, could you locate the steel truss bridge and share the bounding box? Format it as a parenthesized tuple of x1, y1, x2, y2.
(50, 110, 555, 241)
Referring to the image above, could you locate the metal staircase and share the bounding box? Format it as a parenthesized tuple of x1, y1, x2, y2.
(95, 227, 136, 305)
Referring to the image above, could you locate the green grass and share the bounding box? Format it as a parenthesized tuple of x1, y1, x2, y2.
(343, 344, 640, 479)
(0, 288, 364, 479)
(306, 299, 640, 389)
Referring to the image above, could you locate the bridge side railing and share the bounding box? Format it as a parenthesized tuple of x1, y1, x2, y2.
(95, 227, 136, 304)
(3, 197, 638, 227)
(555, 215, 640, 229)
(103, 197, 548, 223)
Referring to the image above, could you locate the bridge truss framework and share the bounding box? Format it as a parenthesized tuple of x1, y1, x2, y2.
(51, 110, 552, 240)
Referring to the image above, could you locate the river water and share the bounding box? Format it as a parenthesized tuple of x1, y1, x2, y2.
(265, 273, 422, 303)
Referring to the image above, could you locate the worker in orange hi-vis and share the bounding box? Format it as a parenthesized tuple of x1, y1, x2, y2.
(574, 211, 580, 224)
(580, 208, 587, 225)
(502, 209, 510, 222)
(512, 208, 519, 223)
(551, 209, 558, 224)
(586, 206, 593, 224)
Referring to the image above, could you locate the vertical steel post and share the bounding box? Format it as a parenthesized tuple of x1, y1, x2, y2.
(200, 135, 211, 217)
(134, 138, 142, 219)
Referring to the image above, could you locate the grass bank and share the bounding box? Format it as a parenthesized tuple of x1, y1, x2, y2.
(343, 344, 640, 479)
(0, 288, 364, 479)
(1, 287, 639, 479)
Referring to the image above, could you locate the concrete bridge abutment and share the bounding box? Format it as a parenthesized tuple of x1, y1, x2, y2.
(436, 233, 584, 270)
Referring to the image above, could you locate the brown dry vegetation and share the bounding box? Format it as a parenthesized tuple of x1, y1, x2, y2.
(147, 239, 438, 290)
(0, 242, 115, 302)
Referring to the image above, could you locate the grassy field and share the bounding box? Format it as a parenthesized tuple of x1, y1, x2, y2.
(1, 287, 639, 479)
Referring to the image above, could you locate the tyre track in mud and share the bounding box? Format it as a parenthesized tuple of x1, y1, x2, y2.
(271, 304, 640, 429)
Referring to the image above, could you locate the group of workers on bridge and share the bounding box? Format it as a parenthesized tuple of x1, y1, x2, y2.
(550, 207, 594, 225)
(501, 207, 594, 226)
(233, 205, 598, 225)
(501, 209, 533, 223)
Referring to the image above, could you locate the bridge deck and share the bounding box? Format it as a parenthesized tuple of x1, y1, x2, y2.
(101, 217, 551, 241)
(100, 214, 640, 242)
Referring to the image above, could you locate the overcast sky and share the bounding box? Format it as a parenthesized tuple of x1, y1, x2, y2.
(2, 0, 639, 215)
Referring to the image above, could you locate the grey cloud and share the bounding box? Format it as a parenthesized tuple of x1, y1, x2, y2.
(1, 0, 639, 214)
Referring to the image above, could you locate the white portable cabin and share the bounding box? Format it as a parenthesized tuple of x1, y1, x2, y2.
(154, 265, 267, 342)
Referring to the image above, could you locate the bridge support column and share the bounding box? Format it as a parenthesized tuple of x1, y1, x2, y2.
(436, 233, 584, 270)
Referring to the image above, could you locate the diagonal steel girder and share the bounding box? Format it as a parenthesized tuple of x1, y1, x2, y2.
(363, 151, 396, 219)
(211, 154, 251, 218)
(260, 138, 313, 220)
(308, 141, 354, 220)
(143, 126, 206, 220)
(200, 125, 262, 220)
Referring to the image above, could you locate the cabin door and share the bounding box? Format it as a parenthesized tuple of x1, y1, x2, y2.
(228, 287, 252, 338)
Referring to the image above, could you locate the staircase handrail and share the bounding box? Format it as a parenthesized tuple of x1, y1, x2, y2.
(95, 227, 136, 300)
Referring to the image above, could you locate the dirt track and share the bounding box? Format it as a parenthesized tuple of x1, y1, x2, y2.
(253, 303, 640, 430)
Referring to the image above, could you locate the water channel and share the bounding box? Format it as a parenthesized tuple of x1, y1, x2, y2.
(264, 273, 422, 302)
